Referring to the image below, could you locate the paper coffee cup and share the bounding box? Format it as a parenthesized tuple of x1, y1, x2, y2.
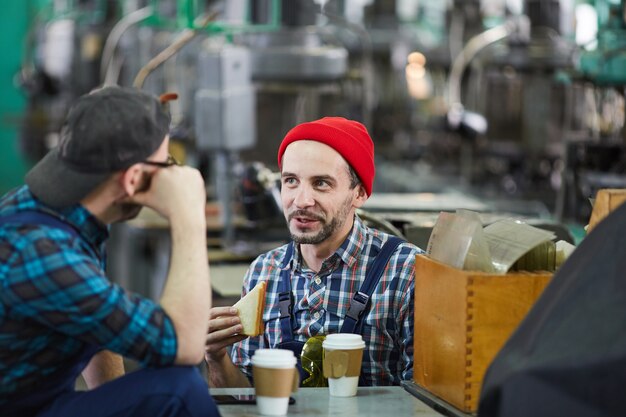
(322, 334, 365, 397)
(251, 349, 297, 416)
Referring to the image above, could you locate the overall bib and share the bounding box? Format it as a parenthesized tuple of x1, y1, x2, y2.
(275, 237, 403, 385)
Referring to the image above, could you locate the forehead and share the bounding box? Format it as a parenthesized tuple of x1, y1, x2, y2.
(281, 140, 349, 177)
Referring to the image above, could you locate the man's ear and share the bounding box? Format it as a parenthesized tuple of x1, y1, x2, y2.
(118, 164, 144, 197)
(353, 184, 369, 209)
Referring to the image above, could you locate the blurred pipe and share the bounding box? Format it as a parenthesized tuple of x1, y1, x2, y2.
(132, 11, 217, 89)
(447, 21, 516, 107)
(100, 6, 152, 85)
(320, 10, 374, 130)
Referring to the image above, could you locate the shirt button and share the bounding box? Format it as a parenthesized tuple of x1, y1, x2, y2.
(314, 277, 322, 285)
(313, 311, 321, 320)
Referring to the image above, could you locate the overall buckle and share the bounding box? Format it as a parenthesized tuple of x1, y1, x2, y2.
(345, 291, 369, 322)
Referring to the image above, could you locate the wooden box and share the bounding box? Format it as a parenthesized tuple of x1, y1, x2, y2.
(413, 255, 552, 412)
(587, 189, 626, 233)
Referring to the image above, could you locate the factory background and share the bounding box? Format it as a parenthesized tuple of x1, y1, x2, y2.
(0, 0, 624, 299)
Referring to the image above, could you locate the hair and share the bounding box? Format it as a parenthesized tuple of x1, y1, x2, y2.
(347, 164, 361, 190)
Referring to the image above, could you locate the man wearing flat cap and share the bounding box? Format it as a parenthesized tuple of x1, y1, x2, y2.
(205, 117, 423, 388)
(0, 86, 220, 417)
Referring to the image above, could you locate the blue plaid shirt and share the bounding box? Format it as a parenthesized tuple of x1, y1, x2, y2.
(231, 215, 422, 385)
(0, 186, 177, 405)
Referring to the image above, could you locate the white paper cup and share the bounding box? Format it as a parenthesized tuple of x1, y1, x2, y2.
(322, 334, 365, 397)
(251, 349, 297, 416)
(327, 376, 359, 397)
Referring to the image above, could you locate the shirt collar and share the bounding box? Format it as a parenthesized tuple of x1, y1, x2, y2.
(57, 203, 109, 248)
(334, 214, 367, 268)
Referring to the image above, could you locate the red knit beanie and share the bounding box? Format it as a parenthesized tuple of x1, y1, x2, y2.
(277, 117, 375, 196)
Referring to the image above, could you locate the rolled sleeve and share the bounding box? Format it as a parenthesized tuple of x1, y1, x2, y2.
(7, 242, 177, 367)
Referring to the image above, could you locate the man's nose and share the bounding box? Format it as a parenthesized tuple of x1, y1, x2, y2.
(293, 186, 315, 208)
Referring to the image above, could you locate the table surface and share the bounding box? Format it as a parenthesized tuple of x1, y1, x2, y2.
(212, 386, 445, 417)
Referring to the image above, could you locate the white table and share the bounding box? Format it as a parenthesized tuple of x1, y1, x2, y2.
(211, 386, 445, 416)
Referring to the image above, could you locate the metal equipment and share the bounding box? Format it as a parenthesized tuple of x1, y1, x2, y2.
(393, 0, 624, 225)
(17, 0, 624, 248)
(18, 0, 364, 251)
(557, 0, 626, 222)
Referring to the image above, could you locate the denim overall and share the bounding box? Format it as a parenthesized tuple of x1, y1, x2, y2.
(276, 236, 403, 385)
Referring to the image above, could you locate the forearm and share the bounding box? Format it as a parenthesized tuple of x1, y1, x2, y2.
(161, 216, 211, 364)
(206, 354, 252, 388)
(82, 350, 125, 389)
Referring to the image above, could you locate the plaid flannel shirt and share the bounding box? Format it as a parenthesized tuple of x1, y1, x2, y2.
(231, 215, 423, 385)
(0, 186, 177, 404)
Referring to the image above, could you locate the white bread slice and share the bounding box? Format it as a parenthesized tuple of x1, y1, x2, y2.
(233, 281, 266, 336)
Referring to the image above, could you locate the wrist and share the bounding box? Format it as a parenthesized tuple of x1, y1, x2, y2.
(169, 212, 206, 234)
(205, 349, 228, 367)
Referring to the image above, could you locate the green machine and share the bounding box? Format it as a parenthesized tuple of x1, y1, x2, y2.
(0, 3, 33, 194)
(579, 0, 626, 85)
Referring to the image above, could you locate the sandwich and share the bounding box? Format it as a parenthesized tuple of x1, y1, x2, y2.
(233, 281, 266, 336)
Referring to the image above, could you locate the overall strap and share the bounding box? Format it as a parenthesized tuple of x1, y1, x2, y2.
(0, 210, 104, 264)
(341, 236, 404, 334)
(0, 211, 81, 239)
(278, 242, 295, 343)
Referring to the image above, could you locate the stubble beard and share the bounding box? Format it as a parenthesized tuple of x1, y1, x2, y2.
(288, 196, 353, 245)
(115, 203, 143, 223)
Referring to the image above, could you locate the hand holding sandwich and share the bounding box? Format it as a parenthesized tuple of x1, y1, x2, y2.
(205, 282, 266, 387)
(205, 307, 246, 362)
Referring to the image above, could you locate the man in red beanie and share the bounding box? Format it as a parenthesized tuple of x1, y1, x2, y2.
(205, 117, 422, 387)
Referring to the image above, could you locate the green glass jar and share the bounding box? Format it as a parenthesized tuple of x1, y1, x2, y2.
(300, 335, 328, 387)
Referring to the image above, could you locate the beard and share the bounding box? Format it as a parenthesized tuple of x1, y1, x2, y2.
(289, 212, 339, 244)
(287, 195, 353, 245)
(114, 203, 143, 223)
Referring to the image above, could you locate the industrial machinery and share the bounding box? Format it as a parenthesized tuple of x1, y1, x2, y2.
(558, 0, 626, 222)
(394, 1, 578, 203)
(16, 0, 624, 259)
(18, 0, 120, 162)
(386, 0, 625, 226)
(18, 0, 393, 248)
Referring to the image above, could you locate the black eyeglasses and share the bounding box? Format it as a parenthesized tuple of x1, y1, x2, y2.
(141, 154, 180, 168)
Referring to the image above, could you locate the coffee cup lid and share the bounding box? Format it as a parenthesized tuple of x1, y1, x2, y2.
(251, 348, 297, 368)
(322, 333, 365, 350)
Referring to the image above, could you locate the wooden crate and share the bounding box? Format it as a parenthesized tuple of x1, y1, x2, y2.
(413, 255, 552, 412)
(587, 189, 626, 233)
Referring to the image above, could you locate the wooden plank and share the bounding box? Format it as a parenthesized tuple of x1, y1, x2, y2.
(587, 189, 626, 233)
